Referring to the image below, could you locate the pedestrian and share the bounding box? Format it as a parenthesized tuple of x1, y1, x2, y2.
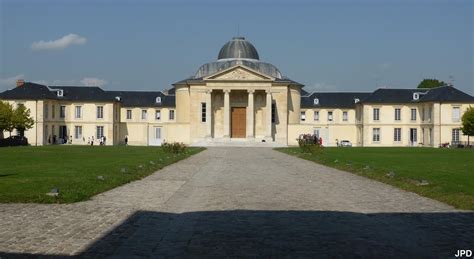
(91, 136, 94, 146)
(336, 139, 339, 147)
(319, 137, 323, 146)
(103, 136, 107, 146)
(125, 136, 128, 146)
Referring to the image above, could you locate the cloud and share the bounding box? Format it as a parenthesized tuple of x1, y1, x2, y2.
(0, 74, 25, 89)
(80, 77, 107, 87)
(31, 33, 87, 51)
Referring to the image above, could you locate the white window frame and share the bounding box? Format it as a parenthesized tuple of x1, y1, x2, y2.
(59, 105, 66, 119)
(394, 128, 401, 142)
(75, 106, 82, 119)
(126, 109, 132, 120)
(52, 104, 56, 119)
(314, 110, 319, 121)
(394, 108, 401, 121)
(342, 111, 348, 122)
(300, 111, 306, 122)
(141, 109, 148, 120)
(169, 110, 175, 120)
(452, 107, 460, 122)
(155, 127, 162, 139)
(74, 126, 82, 139)
(155, 110, 161, 120)
(373, 108, 380, 121)
(97, 106, 104, 119)
(44, 104, 49, 119)
(372, 128, 380, 142)
(96, 126, 104, 139)
(328, 111, 333, 122)
(411, 108, 417, 121)
(452, 128, 460, 143)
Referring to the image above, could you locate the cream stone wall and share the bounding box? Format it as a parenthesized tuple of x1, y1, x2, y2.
(2, 100, 44, 146)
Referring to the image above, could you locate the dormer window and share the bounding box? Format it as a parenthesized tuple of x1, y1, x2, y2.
(57, 90, 64, 97)
(354, 98, 360, 103)
(413, 93, 420, 101)
(313, 98, 319, 105)
(155, 97, 162, 104)
(115, 96, 122, 101)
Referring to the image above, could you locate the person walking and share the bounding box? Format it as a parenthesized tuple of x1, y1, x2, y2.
(91, 136, 94, 146)
(125, 136, 128, 146)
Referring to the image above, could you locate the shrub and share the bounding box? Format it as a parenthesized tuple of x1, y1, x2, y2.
(162, 141, 188, 154)
(297, 134, 323, 154)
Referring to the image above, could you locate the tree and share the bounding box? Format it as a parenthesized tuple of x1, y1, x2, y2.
(0, 101, 14, 137)
(417, 79, 448, 89)
(461, 106, 474, 146)
(11, 104, 34, 137)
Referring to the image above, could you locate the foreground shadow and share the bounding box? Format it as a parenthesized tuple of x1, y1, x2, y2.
(2, 210, 474, 258)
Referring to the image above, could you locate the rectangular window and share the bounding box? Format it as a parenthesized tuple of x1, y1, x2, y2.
(328, 111, 333, 122)
(155, 110, 161, 120)
(201, 102, 206, 122)
(271, 102, 276, 123)
(169, 110, 175, 120)
(394, 128, 401, 142)
(126, 109, 132, 120)
(395, 108, 401, 121)
(313, 128, 320, 138)
(96, 126, 104, 139)
(300, 111, 306, 121)
(452, 128, 460, 143)
(422, 107, 425, 121)
(97, 106, 104, 119)
(44, 104, 49, 119)
(59, 105, 66, 118)
(372, 128, 380, 142)
(411, 108, 417, 121)
(314, 110, 319, 121)
(373, 108, 380, 121)
(44, 125, 49, 142)
(342, 111, 348, 122)
(52, 105, 56, 119)
(75, 106, 82, 119)
(141, 110, 147, 120)
(155, 127, 161, 139)
(452, 107, 460, 122)
(428, 107, 432, 121)
(74, 126, 82, 139)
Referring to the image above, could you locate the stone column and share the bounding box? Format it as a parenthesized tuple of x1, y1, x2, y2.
(223, 89, 230, 138)
(205, 90, 212, 138)
(265, 90, 272, 141)
(247, 90, 255, 138)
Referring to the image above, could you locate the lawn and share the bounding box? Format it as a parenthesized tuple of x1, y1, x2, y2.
(277, 147, 474, 210)
(0, 145, 204, 203)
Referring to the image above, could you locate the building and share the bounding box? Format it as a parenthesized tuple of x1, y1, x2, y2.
(1, 37, 473, 147)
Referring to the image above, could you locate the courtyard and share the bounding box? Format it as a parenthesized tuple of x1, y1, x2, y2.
(0, 147, 472, 257)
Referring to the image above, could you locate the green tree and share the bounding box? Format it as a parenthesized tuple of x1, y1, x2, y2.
(417, 79, 448, 89)
(0, 101, 14, 137)
(461, 106, 474, 146)
(11, 104, 34, 137)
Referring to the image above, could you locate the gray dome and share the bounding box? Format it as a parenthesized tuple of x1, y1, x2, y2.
(218, 37, 259, 60)
(195, 59, 282, 79)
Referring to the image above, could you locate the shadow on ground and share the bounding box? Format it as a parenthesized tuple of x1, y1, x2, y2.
(2, 210, 473, 258)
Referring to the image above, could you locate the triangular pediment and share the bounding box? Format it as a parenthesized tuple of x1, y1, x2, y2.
(205, 65, 274, 81)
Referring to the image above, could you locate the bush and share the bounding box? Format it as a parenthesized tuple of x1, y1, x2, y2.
(162, 141, 188, 154)
(297, 134, 323, 154)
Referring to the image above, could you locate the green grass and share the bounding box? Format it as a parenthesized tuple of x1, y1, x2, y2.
(0, 146, 204, 203)
(276, 147, 474, 210)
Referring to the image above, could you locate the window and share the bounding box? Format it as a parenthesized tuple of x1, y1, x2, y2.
(343, 111, 348, 122)
(313, 98, 319, 105)
(313, 128, 320, 138)
(394, 108, 401, 121)
(201, 103, 206, 122)
(271, 102, 276, 123)
(452, 107, 460, 122)
(169, 110, 175, 120)
(141, 110, 147, 120)
(373, 108, 380, 121)
(372, 128, 380, 142)
(57, 90, 64, 97)
(411, 108, 417, 121)
(155, 110, 161, 120)
(74, 126, 82, 139)
(413, 93, 419, 100)
(328, 111, 333, 122)
(126, 110, 132, 120)
(52, 105, 56, 119)
(428, 107, 432, 121)
(394, 128, 401, 142)
(300, 111, 306, 121)
(96, 126, 104, 139)
(97, 106, 104, 119)
(44, 104, 49, 119)
(75, 106, 82, 119)
(44, 125, 49, 141)
(59, 105, 66, 118)
(314, 110, 319, 121)
(421, 107, 425, 121)
(155, 127, 161, 139)
(452, 128, 460, 143)
(155, 97, 161, 104)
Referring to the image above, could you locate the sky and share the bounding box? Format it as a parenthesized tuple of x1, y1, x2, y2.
(0, 0, 473, 95)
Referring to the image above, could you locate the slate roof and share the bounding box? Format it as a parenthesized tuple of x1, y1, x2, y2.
(420, 86, 474, 103)
(301, 92, 371, 109)
(51, 86, 112, 101)
(106, 91, 175, 107)
(360, 86, 474, 104)
(0, 83, 57, 100)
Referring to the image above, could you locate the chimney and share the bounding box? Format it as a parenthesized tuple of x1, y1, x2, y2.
(16, 79, 25, 87)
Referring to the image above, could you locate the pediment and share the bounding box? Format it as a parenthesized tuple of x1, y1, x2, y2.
(205, 65, 274, 81)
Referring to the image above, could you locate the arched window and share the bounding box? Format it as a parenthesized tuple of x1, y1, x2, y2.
(155, 97, 162, 104)
(313, 98, 319, 105)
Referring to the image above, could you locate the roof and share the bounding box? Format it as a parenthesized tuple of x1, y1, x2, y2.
(218, 37, 259, 60)
(360, 86, 474, 104)
(0, 83, 57, 100)
(301, 92, 371, 109)
(51, 86, 112, 101)
(106, 91, 175, 107)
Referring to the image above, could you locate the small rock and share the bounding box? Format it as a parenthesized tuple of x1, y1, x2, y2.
(417, 179, 430, 186)
(97, 175, 105, 181)
(46, 188, 59, 197)
(386, 171, 396, 178)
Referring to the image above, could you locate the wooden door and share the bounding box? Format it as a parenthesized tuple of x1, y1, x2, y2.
(231, 107, 246, 138)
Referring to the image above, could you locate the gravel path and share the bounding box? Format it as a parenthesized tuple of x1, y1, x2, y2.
(0, 147, 472, 258)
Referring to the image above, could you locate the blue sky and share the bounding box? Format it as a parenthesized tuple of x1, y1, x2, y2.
(0, 0, 472, 94)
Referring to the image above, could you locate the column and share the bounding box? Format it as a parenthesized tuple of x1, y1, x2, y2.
(265, 90, 272, 140)
(247, 90, 255, 138)
(223, 89, 230, 138)
(205, 90, 212, 138)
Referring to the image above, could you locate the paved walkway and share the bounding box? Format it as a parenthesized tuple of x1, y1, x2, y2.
(0, 148, 472, 257)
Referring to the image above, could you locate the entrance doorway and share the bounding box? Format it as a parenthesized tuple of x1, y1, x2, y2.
(59, 126, 67, 144)
(231, 107, 246, 138)
(410, 128, 417, 146)
(149, 126, 162, 146)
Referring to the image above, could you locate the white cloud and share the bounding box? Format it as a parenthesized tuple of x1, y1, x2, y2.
(31, 33, 87, 51)
(80, 77, 107, 87)
(0, 74, 25, 89)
